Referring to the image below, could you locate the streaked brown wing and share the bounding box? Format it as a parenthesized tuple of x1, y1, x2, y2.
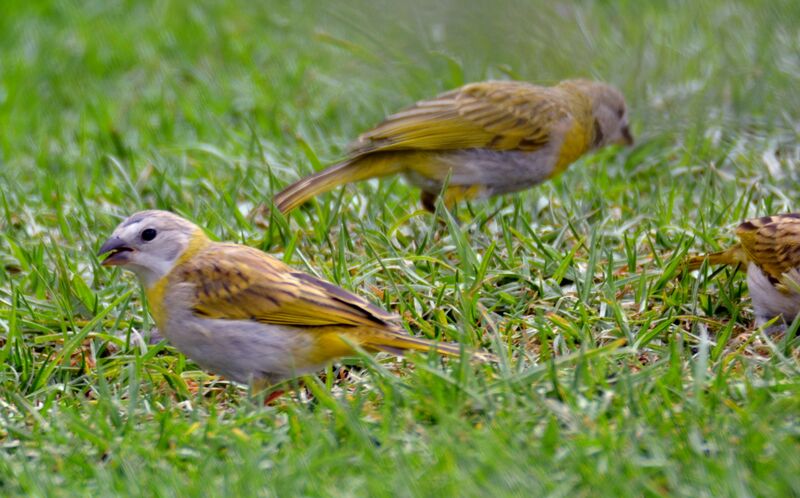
(352, 81, 579, 154)
(175, 243, 397, 328)
(736, 213, 800, 281)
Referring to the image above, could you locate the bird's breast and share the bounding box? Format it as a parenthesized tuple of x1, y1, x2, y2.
(145, 276, 171, 329)
(553, 119, 593, 174)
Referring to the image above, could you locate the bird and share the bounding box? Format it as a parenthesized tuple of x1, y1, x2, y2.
(97, 210, 493, 394)
(685, 213, 800, 333)
(273, 79, 633, 213)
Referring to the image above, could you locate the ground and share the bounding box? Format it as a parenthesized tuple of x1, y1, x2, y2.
(1, 0, 799, 495)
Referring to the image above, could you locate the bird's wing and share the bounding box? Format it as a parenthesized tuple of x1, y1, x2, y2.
(351, 81, 584, 154)
(174, 243, 397, 328)
(737, 214, 800, 284)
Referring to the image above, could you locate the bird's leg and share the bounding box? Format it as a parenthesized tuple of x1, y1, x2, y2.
(421, 186, 481, 213)
(264, 389, 287, 404)
(261, 367, 358, 405)
(252, 378, 287, 405)
(420, 191, 438, 213)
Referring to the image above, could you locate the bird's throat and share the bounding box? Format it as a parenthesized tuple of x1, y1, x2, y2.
(145, 277, 170, 329)
(554, 120, 593, 174)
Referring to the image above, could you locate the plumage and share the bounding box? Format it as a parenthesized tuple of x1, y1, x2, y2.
(173, 243, 396, 328)
(273, 79, 632, 213)
(99, 210, 493, 390)
(736, 214, 800, 284)
(352, 81, 573, 153)
(686, 213, 800, 332)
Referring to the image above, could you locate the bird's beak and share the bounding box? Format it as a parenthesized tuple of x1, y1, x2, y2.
(619, 125, 634, 146)
(98, 236, 133, 266)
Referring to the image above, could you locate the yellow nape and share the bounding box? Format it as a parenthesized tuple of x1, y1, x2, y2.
(178, 229, 213, 264)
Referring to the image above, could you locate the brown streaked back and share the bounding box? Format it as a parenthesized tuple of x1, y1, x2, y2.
(736, 213, 800, 281)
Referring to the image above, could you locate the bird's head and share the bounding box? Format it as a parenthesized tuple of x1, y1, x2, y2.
(98, 210, 208, 288)
(560, 79, 633, 148)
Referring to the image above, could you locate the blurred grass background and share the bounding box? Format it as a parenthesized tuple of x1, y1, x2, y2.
(1, 0, 799, 495)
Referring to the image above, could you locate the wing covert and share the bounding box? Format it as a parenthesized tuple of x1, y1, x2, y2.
(737, 214, 800, 281)
(175, 244, 397, 328)
(351, 81, 578, 155)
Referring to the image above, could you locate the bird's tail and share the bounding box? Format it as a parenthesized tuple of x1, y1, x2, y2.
(366, 333, 497, 363)
(273, 155, 403, 214)
(684, 244, 747, 271)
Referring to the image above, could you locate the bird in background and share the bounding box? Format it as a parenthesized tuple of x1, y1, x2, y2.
(685, 213, 800, 334)
(98, 210, 494, 394)
(273, 79, 633, 214)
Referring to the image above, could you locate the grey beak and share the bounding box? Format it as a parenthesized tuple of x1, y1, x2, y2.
(97, 236, 127, 256)
(97, 236, 133, 266)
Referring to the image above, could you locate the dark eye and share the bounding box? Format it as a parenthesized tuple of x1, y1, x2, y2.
(617, 108, 625, 118)
(141, 228, 157, 241)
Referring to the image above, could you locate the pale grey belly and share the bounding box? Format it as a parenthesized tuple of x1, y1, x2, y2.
(163, 314, 324, 385)
(747, 263, 800, 330)
(403, 148, 559, 196)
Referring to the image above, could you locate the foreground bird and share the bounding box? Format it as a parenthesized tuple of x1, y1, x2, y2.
(686, 213, 800, 333)
(98, 210, 491, 392)
(274, 79, 633, 213)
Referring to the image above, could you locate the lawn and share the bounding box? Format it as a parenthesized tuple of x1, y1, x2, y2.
(1, 0, 799, 495)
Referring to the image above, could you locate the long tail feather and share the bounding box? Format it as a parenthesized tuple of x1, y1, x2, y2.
(273, 156, 403, 214)
(367, 334, 497, 363)
(684, 244, 747, 271)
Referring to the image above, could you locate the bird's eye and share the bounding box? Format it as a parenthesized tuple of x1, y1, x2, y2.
(617, 108, 625, 118)
(141, 228, 157, 241)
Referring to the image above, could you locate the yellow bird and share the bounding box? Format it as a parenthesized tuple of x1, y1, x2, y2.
(686, 213, 800, 333)
(274, 79, 633, 213)
(98, 210, 493, 392)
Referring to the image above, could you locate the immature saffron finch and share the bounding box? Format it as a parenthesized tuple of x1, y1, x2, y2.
(98, 210, 492, 391)
(686, 213, 800, 333)
(274, 79, 633, 213)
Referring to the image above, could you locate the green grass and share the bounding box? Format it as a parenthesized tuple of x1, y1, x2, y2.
(1, 0, 800, 495)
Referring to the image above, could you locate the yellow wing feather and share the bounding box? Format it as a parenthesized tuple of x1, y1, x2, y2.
(351, 81, 586, 155)
(174, 243, 396, 328)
